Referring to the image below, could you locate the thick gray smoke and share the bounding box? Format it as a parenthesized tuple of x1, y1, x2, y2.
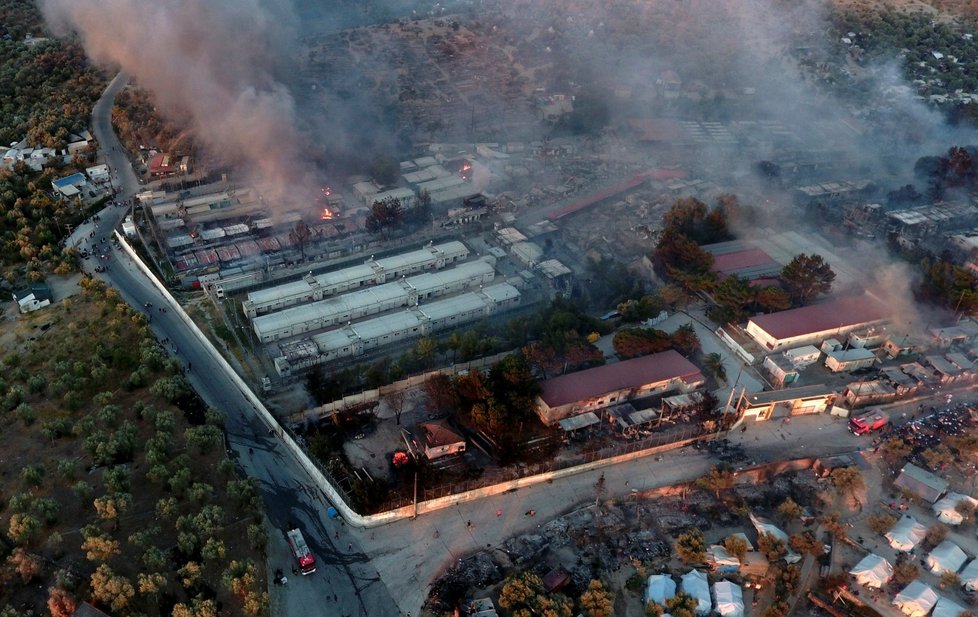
(40, 0, 319, 211)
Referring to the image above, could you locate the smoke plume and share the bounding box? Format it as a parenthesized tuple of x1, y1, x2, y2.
(40, 0, 319, 211)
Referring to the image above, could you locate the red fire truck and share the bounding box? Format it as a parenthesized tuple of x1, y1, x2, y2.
(848, 410, 888, 436)
(286, 527, 316, 575)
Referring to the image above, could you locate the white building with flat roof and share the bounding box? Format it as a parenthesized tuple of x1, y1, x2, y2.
(242, 241, 469, 317)
(252, 260, 495, 342)
(273, 283, 520, 375)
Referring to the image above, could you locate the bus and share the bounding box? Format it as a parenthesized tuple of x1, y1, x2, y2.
(286, 527, 316, 575)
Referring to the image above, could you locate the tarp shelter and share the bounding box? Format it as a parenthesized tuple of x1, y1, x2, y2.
(932, 596, 967, 617)
(749, 514, 800, 563)
(894, 463, 949, 503)
(893, 581, 938, 617)
(961, 558, 978, 592)
(558, 412, 600, 432)
(728, 533, 754, 550)
(932, 492, 978, 525)
(849, 553, 893, 588)
(749, 513, 788, 542)
(925, 540, 968, 575)
(645, 574, 676, 606)
(886, 515, 927, 552)
(709, 545, 740, 573)
(712, 580, 744, 617)
(680, 570, 711, 616)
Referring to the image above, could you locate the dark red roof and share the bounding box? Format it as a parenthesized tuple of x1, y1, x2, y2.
(418, 420, 464, 448)
(539, 350, 703, 407)
(711, 249, 779, 275)
(748, 294, 889, 341)
(148, 153, 177, 174)
(542, 566, 571, 592)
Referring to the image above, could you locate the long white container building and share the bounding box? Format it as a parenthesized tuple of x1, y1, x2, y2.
(242, 241, 469, 318)
(252, 259, 496, 342)
(273, 283, 521, 376)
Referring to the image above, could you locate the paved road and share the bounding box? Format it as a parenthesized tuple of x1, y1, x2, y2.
(75, 73, 978, 617)
(78, 74, 400, 617)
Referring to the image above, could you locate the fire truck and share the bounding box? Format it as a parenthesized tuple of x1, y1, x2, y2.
(286, 527, 316, 575)
(848, 410, 888, 436)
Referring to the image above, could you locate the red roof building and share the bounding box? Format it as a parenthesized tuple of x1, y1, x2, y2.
(703, 241, 783, 280)
(534, 350, 704, 425)
(147, 153, 179, 178)
(746, 293, 889, 351)
(417, 420, 466, 460)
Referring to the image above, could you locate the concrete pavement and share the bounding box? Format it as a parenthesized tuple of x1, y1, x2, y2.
(78, 73, 401, 617)
(359, 412, 868, 613)
(74, 71, 978, 617)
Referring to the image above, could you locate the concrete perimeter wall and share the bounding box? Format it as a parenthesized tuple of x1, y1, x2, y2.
(287, 351, 513, 425)
(119, 231, 729, 529)
(115, 231, 370, 526)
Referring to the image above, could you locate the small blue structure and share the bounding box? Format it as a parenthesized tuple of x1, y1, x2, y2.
(52, 172, 88, 198)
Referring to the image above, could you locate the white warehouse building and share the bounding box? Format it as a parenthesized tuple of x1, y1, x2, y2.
(242, 241, 469, 317)
(251, 259, 496, 342)
(273, 283, 521, 376)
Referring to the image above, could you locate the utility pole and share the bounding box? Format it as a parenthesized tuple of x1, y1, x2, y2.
(412, 472, 418, 520)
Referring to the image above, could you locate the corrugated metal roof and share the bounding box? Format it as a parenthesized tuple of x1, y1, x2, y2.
(539, 350, 703, 408)
(748, 294, 889, 341)
(894, 463, 948, 503)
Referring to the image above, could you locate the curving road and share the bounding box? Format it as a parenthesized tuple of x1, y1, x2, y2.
(78, 73, 399, 617)
(73, 72, 978, 617)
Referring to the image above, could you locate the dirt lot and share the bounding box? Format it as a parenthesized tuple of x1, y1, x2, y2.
(424, 464, 834, 616)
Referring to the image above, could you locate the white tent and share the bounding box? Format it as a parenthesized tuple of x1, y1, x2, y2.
(885, 515, 927, 552)
(932, 596, 967, 617)
(708, 545, 741, 572)
(749, 513, 800, 562)
(961, 558, 978, 592)
(849, 553, 893, 588)
(727, 532, 754, 550)
(680, 569, 711, 616)
(749, 513, 788, 542)
(645, 574, 676, 606)
(932, 492, 978, 525)
(926, 540, 968, 574)
(893, 580, 938, 617)
(712, 580, 744, 617)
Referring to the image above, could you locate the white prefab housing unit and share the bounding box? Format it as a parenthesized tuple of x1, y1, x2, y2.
(251, 260, 495, 342)
(784, 345, 821, 368)
(824, 347, 877, 372)
(273, 284, 520, 375)
(243, 241, 469, 317)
